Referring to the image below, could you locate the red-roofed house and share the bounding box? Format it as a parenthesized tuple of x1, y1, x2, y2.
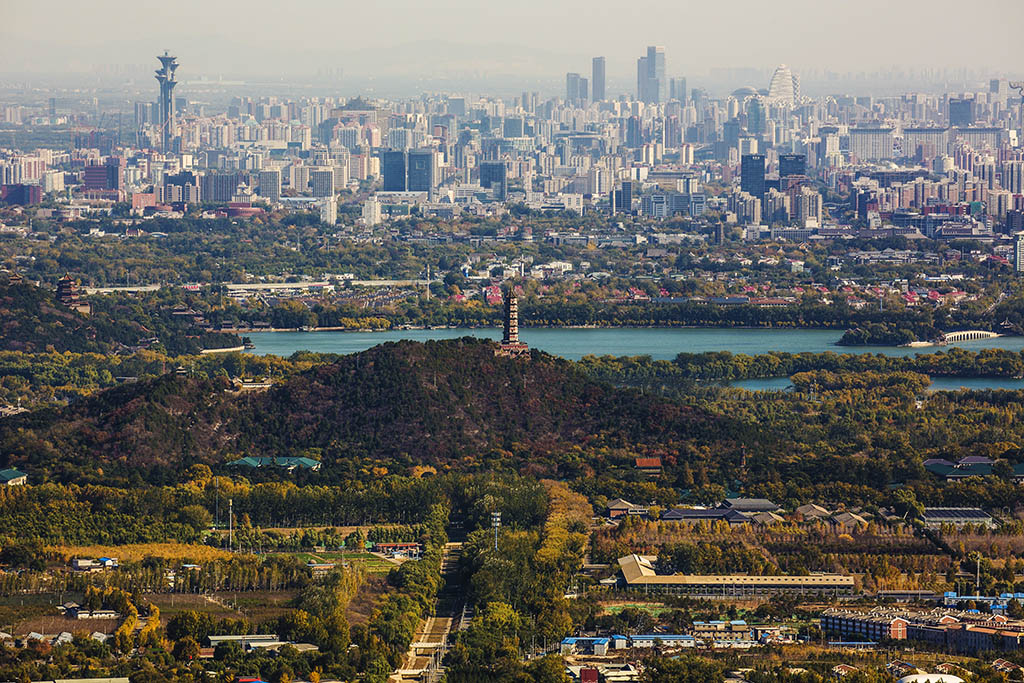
(634, 457, 663, 474)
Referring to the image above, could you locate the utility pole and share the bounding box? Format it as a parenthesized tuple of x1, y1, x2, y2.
(975, 552, 981, 594)
(491, 511, 501, 552)
(228, 498, 234, 551)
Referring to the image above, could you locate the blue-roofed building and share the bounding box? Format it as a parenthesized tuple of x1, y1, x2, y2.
(924, 456, 1024, 483)
(630, 634, 697, 649)
(0, 468, 27, 486)
(225, 456, 321, 472)
(559, 636, 610, 656)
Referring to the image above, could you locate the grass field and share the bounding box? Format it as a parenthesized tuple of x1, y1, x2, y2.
(276, 551, 400, 574)
(0, 594, 64, 634)
(146, 589, 300, 624)
(601, 601, 674, 616)
(49, 543, 232, 563)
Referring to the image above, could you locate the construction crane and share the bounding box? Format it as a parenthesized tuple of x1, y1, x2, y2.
(1011, 82, 1024, 97)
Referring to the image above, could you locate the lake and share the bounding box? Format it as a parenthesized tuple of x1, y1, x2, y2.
(246, 327, 1024, 361)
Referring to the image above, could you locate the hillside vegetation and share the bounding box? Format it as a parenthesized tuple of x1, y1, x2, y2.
(0, 338, 730, 483)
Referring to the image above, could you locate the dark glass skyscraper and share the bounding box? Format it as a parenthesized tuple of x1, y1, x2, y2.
(407, 149, 436, 197)
(614, 180, 633, 214)
(779, 154, 806, 178)
(382, 150, 407, 191)
(625, 116, 642, 148)
(949, 98, 975, 127)
(592, 57, 606, 102)
(741, 154, 766, 198)
(479, 161, 507, 200)
(746, 98, 765, 136)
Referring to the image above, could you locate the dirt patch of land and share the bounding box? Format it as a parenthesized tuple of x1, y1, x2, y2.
(346, 575, 390, 627)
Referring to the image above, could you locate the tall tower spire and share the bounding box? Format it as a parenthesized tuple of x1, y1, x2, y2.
(503, 289, 519, 344)
(155, 51, 179, 153)
(496, 285, 528, 357)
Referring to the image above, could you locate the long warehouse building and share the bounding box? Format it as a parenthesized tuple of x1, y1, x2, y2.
(616, 555, 855, 597)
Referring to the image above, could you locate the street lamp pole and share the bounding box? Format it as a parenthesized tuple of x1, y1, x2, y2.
(491, 512, 501, 552)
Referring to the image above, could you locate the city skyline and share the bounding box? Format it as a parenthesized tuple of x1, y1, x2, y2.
(3, 0, 1023, 84)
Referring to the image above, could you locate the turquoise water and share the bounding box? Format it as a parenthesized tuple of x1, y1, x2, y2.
(246, 327, 1024, 362)
(732, 376, 1024, 392)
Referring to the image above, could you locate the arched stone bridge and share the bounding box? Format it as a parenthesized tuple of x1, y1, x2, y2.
(942, 330, 1000, 342)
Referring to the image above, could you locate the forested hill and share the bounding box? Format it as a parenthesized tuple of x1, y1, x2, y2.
(0, 373, 239, 482)
(0, 282, 113, 353)
(239, 338, 724, 466)
(0, 281, 240, 354)
(0, 338, 733, 483)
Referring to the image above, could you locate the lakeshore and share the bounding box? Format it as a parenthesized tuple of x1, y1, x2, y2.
(243, 326, 1024, 361)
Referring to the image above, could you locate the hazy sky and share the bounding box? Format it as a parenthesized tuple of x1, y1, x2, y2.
(3, 0, 1022, 83)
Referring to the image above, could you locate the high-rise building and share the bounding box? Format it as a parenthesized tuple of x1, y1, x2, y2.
(746, 98, 766, 136)
(625, 116, 643, 148)
(479, 161, 508, 200)
(41, 170, 65, 193)
(1015, 232, 1024, 273)
(362, 196, 382, 226)
(503, 117, 524, 138)
(849, 128, 895, 161)
(83, 158, 124, 192)
(767, 64, 798, 105)
(407, 149, 436, 197)
(637, 46, 666, 103)
(592, 57, 606, 101)
(320, 197, 337, 225)
(613, 180, 633, 214)
(637, 57, 649, 103)
(741, 154, 766, 199)
(310, 168, 335, 197)
(730, 190, 762, 225)
(793, 186, 822, 226)
(566, 73, 588, 105)
(949, 98, 975, 127)
(669, 77, 687, 102)
(200, 172, 241, 203)
(258, 169, 281, 202)
(1003, 161, 1024, 195)
(447, 97, 466, 117)
(154, 52, 179, 153)
(779, 154, 807, 178)
(382, 150, 407, 191)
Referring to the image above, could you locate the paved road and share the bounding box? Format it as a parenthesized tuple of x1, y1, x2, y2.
(393, 542, 464, 682)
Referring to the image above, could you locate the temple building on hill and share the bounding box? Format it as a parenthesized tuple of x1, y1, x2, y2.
(496, 287, 529, 357)
(56, 274, 91, 315)
(57, 274, 79, 304)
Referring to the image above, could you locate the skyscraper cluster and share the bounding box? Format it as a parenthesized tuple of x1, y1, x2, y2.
(637, 46, 666, 104)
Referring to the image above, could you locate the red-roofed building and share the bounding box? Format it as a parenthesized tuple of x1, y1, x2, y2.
(634, 457, 662, 474)
(483, 285, 503, 305)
